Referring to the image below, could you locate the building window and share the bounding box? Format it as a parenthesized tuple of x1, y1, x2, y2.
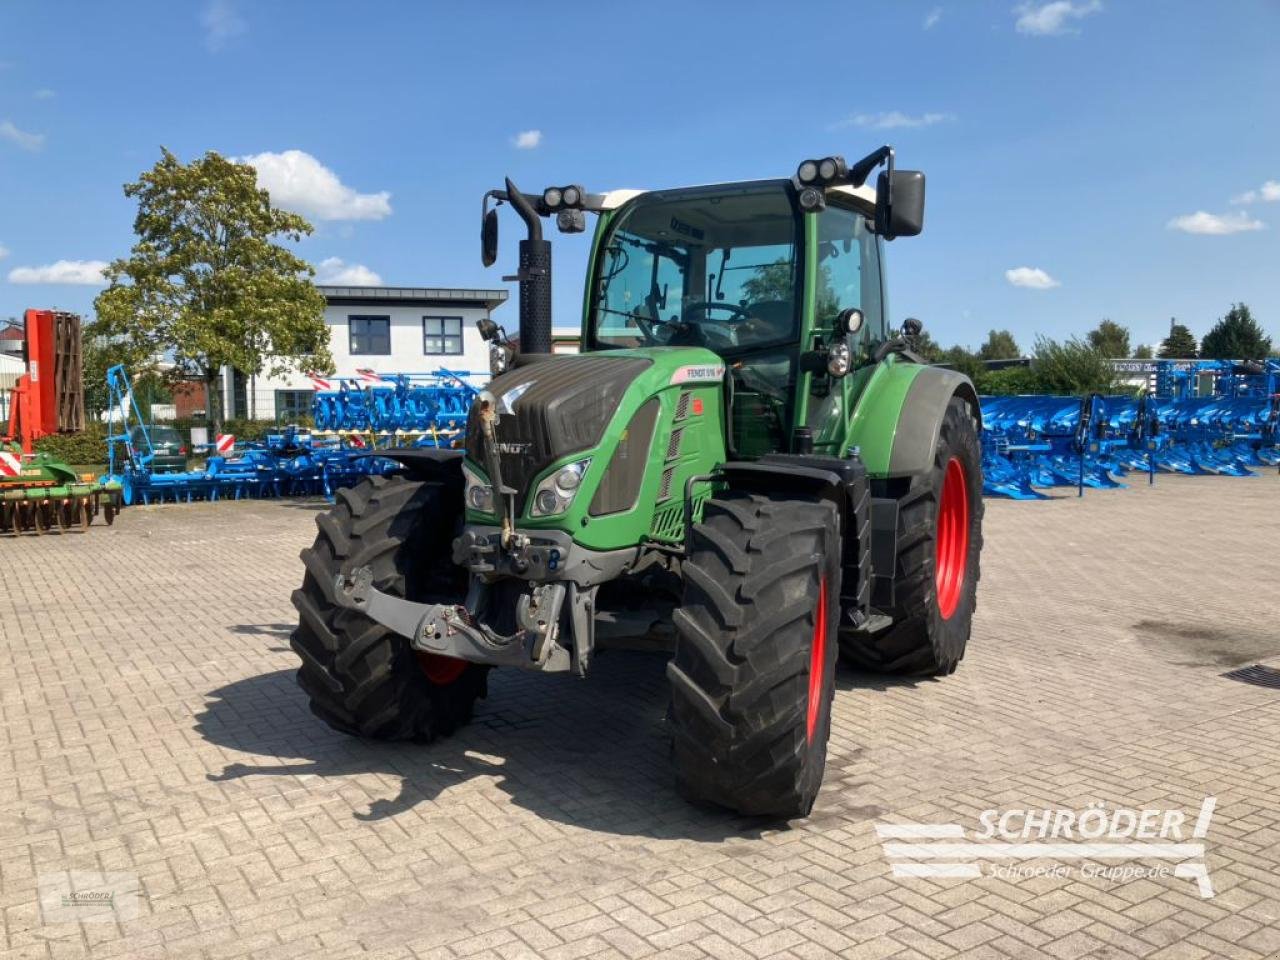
(423, 316, 463, 355)
(349, 315, 390, 355)
(276, 390, 314, 422)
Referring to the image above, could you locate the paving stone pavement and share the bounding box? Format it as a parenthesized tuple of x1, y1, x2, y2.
(1, 474, 1279, 960)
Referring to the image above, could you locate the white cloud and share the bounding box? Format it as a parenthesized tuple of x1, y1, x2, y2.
(0, 244, 8, 260)
(202, 0, 246, 51)
(7, 259, 109, 285)
(512, 129, 543, 150)
(33, 89, 55, 100)
(1166, 210, 1265, 235)
(924, 7, 943, 29)
(1014, 1, 1102, 36)
(0, 120, 45, 151)
(1005, 266, 1060, 290)
(1231, 180, 1280, 205)
(833, 111, 955, 131)
(240, 150, 392, 221)
(315, 257, 383, 286)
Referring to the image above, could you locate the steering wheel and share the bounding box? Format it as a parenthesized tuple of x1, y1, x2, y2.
(683, 300, 754, 323)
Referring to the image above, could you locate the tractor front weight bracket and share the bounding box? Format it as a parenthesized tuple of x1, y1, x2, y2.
(335, 566, 572, 672)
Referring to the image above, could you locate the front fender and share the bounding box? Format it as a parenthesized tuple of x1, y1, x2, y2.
(848, 360, 980, 479)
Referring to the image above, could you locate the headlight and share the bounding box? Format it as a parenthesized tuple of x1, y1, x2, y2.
(463, 463, 495, 514)
(529, 458, 591, 517)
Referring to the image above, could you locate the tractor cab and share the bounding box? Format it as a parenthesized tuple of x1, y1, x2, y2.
(584, 178, 889, 458)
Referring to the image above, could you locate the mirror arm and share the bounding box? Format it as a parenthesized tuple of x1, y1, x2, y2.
(847, 144, 893, 187)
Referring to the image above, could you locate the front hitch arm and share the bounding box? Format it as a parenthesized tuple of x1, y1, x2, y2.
(334, 566, 571, 672)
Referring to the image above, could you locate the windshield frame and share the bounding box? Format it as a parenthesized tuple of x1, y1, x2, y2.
(585, 179, 806, 356)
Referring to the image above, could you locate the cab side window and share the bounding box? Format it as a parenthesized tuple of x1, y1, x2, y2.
(815, 204, 885, 346)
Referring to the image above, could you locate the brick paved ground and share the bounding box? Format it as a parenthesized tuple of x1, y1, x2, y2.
(2, 474, 1279, 959)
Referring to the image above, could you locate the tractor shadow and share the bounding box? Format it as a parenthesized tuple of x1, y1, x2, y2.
(196, 651, 780, 841)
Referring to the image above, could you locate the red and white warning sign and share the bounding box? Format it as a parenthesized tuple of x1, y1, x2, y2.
(0, 450, 22, 477)
(356, 368, 385, 384)
(215, 434, 235, 454)
(305, 371, 332, 390)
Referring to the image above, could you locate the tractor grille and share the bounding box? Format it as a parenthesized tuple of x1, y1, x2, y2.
(649, 503, 684, 541)
(465, 355, 650, 511)
(658, 467, 674, 502)
(674, 391, 691, 420)
(666, 428, 683, 461)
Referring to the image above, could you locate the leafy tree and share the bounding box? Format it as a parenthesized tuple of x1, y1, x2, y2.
(911, 329, 944, 363)
(977, 364, 1040, 396)
(1199, 302, 1273, 360)
(1157, 320, 1198, 359)
(978, 329, 1021, 361)
(94, 148, 331, 432)
(81, 318, 157, 419)
(936, 344, 984, 380)
(1028, 336, 1118, 394)
(1133, 343, 1154, 359)
(1086, 318, 1131, 357)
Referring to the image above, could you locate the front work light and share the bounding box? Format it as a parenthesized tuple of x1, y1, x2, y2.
(542, 184, 587, 211)
(463, 463, 496, 514)
(797, 159, 819, 184)
(529, 458, 592, 516)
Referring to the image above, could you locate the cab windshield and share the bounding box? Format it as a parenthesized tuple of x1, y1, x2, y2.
(589, 184, 800, 354)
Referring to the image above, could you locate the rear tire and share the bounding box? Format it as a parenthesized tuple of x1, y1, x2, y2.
(290, 473, 486, 741)
(839, 397, 983, 675)
(669, 492, 841, 818)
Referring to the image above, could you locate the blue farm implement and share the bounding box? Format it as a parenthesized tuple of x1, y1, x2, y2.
(103, 366, 402, 505)
(310, 369, 479, 446)
(980, 359, 1279, 499)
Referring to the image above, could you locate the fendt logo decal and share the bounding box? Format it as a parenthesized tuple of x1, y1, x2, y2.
(671, 364, 725, 385)
(495, 442, 533, 455)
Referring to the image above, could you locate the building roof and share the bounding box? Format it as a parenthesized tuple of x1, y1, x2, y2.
(317, 285, 509, 310)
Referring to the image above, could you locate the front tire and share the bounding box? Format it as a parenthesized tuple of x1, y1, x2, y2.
(669, 492, 841, 818)
(290, 474, 487, 740)
(839, 397, 983, 675)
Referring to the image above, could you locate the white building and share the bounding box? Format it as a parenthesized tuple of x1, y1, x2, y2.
(220, 285, 509, 421)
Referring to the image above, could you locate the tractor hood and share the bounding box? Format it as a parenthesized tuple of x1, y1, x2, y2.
(463, 347, 728, 548)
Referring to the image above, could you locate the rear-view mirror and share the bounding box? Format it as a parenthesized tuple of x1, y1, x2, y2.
(875, 170, 926, 239)
(481, 207, 499, 266)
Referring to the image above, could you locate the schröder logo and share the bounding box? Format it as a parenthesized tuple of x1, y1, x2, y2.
(876, 797, 1216, 898)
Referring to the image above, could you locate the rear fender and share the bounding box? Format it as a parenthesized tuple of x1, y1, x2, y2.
(849, 362, 981, 479)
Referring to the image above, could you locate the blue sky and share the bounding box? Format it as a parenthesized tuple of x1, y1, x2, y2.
(1, 0, 1277, 355)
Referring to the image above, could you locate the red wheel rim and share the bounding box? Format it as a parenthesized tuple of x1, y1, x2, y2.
(417, 652, 467, 685)
(806, 576, 828, 744)
(935, 457, 970, 620)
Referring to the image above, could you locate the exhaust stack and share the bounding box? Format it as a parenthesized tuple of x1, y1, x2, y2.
(503, 179, 553, 355)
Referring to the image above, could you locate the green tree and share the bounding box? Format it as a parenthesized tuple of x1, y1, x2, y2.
(1086, 318, 1131, 358)
(910, 329, 944, 363)
(94, 148, 331, 432)
(81, 318, 156, 419)
(1199, 303, 1273, 360)
(978, 329, 1021, 361)
(1028, 336, 1118, 394)
(1133, 343, 1154, 359)
(936, 343, 983, 380)
(1157, 321, 1198, 359)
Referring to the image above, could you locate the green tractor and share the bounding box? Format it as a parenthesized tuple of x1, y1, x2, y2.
(291, 146, 983, 818)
